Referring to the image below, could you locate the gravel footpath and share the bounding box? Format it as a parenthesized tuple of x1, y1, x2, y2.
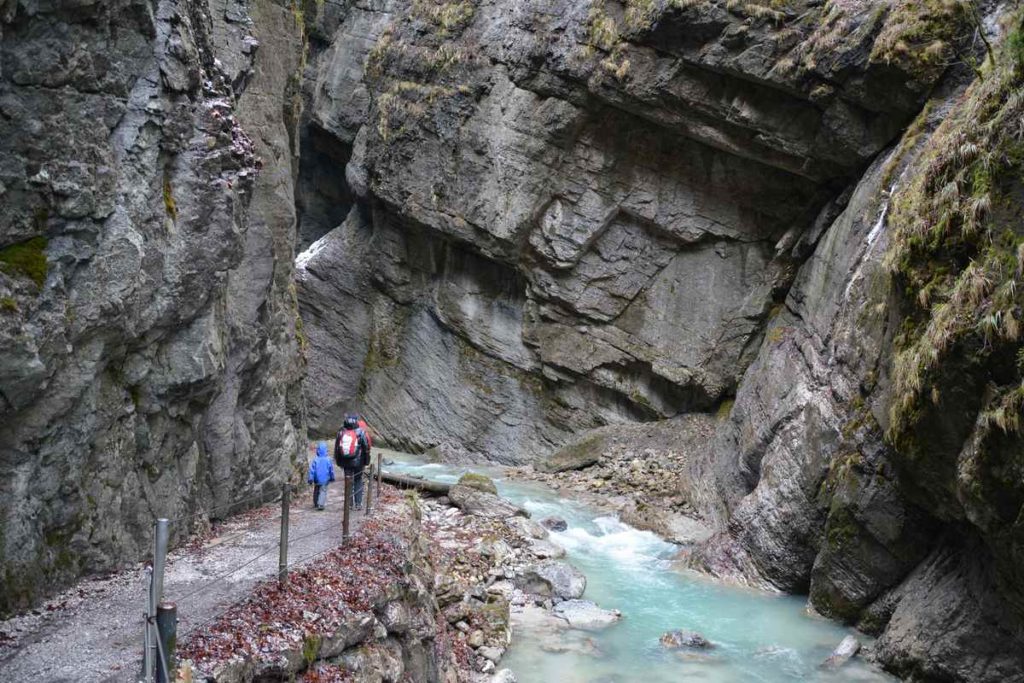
(0, 489, 372, 682)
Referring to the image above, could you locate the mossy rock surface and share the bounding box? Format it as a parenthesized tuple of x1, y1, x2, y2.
(457, 472, 497, 494)
(538, 432, 604, 473)
(0, 236, 48, 287)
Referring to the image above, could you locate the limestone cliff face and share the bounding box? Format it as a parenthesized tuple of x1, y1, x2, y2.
(295, 0, 1024, 679)
(681, 8, 1024, 681)
(297, 0, 949, 460)
(0, 0, 306, 613)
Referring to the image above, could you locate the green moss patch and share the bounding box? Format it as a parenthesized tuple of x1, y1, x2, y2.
(882, 11, 1024, 531)
(0, 236, 48, 288)
(457, 472, 497, 494)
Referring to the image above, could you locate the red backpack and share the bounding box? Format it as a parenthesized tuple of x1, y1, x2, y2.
(335, 428, 361, 465)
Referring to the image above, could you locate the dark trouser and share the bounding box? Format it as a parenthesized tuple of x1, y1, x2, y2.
(346, 468, 364, 508)
(313, 483, 328, 508)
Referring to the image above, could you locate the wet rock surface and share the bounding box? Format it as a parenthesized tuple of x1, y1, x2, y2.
(517, 561, 587, 601)
(539, 517, 568, 533)
(552, 600, 622, 631)
(822, 635, 861, 670)
(0, 0, 306, 611)
(659, 629, 714, 650)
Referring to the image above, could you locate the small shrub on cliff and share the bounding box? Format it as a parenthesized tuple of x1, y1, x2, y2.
(411, 0, 475, 36)
(588, 2, 620, 51)
(162, 176, 178, 221)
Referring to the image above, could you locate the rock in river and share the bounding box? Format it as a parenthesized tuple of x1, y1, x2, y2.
(660, 630, 714, 649)
(540, 516, 569, 532)
(449, 484, 528, 519)
(821, 635, 861, 669)
(517, 561, 587, 600)
(553, 600, 622, 631)
(529, 539, 567, 559)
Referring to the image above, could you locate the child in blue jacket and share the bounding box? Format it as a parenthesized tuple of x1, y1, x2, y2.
(308, 442, 335, 510)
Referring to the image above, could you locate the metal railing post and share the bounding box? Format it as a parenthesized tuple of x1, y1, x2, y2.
(153, 519, 169, 605)
(365, 464, 373, 514)
(278, 484, 290, 586)
(343, 473, 352, 542)
(156, 602, 177, 683)
(142, 567, 153, 683)
(143, 519, 168, 683)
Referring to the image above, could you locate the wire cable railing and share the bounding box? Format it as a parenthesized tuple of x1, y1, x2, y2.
(156, 488, 283, 526)
(137, 462, 386, 682)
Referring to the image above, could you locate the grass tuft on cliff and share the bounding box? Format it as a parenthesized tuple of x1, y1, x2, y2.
(0, 236, 49, 288)
(885, 8, 1024, 489)
(870, 0, 971, 81)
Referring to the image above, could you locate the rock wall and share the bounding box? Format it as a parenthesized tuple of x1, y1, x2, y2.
(680, 7, 1024, 680)
(0, 0, 306, 613)
(297, 0, 948, 460)
(295, 0, 1024, 679)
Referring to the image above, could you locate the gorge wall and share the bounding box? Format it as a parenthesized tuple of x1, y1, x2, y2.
(4, 0, 1024, 681)
(293, 0, 1024, 680)
(0, 0, 306, 613)
(296, 0, 946, 460)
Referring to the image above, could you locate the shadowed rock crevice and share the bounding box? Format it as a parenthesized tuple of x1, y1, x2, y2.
(296, 121, 354, 250)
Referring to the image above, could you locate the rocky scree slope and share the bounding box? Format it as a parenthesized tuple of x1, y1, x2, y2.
(0, 0, 306, 613)
(296, 0, 969, 462)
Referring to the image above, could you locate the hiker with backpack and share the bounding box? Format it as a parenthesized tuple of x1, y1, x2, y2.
(335, 414, 371, 509)
(307, 441, 335, 510)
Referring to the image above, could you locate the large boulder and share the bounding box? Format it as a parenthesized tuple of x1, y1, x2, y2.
(457, 472, 498, 495)
(449, 485, 527, 520)
(529, 539, 567, 560)
(517, 561, 587, 600)
(538, 433, 604, 473)
(553, 600, 622, 631)
(506, 516, 549, 540)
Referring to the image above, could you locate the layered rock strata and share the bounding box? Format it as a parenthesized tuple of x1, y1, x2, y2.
(296, 0, 963, 463)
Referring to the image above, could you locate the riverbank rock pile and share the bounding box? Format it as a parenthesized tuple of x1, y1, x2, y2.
(510, 416, 716, 544)
(177, 487, 463, 683)
(421, 474, 621, 679)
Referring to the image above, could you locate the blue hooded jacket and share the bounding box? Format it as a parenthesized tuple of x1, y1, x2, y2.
(308, 442, 335, 485)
